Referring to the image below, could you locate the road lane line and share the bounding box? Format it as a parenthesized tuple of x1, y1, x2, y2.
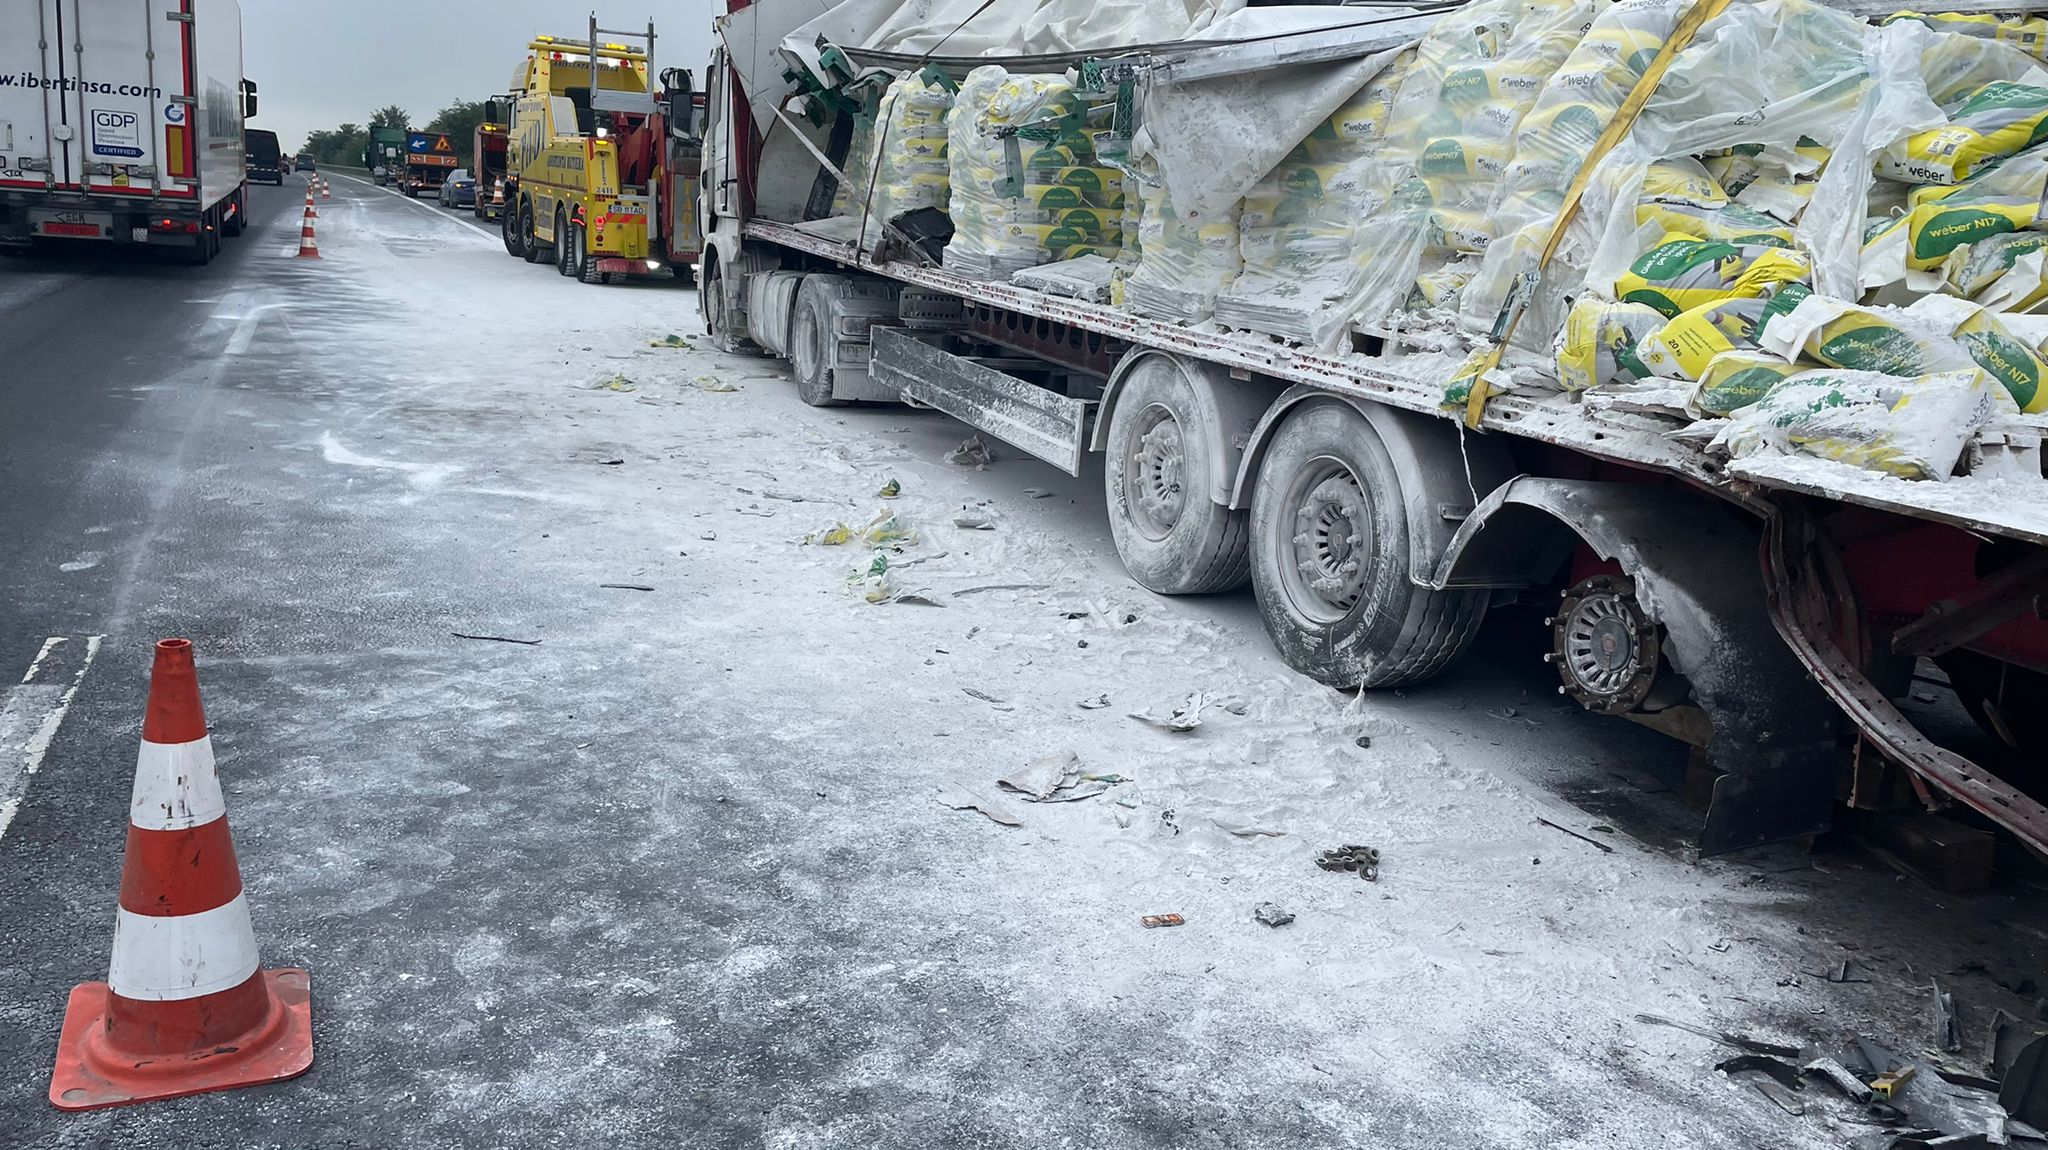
(0, 635, 104, 843)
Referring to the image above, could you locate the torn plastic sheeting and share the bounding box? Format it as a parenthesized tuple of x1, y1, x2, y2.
(781, 0, 1245, 65)
(1137, 34, 1411, 224)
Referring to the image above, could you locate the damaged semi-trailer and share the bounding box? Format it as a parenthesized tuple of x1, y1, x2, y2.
(698, 0, 2048, 866)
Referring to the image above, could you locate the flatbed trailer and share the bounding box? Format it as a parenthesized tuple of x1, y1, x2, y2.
(702, 0, 2048, 864)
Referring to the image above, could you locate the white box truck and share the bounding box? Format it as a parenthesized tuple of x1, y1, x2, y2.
(0, 0, 257, 264)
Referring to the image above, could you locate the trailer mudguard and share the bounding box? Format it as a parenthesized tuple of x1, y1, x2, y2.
(1434, 477, 1839, 855)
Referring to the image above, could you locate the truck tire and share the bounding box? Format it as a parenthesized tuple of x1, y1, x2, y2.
(502, 200, 524, 258)
(790, 275, 849, 407)
(520, 201, 546, 265)
(1248, 401, 1487, 688)
(222, 192, 245, 237)
(555, 209, 576, 277)
(577, 223, 608, 284)
(1103, 358, 1251, 594)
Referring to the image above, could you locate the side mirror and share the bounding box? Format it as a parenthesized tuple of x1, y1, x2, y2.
(485, 99, 504, 124)
(661, 69, 694, 139)
(240, 79, 258, 119)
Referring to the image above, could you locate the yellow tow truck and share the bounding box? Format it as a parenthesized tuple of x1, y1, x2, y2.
(499, 17, 699, 284)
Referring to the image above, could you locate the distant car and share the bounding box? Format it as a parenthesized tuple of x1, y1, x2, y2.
(281, 155, 293, 175)
(438, 169, 477, 209)
(296, 153, 317, 174)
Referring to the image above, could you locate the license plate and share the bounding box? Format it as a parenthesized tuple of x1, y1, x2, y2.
(33, 210, 112, 238)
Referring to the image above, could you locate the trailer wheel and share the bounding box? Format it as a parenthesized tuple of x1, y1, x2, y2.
(222, 191, 245, 238)
(1249, 401, 1487, 688)
(1103, 358, 1250, 594)
(790, 275, 851, 407)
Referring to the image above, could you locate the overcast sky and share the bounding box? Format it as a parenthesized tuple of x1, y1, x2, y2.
(244, 1, 719, 149)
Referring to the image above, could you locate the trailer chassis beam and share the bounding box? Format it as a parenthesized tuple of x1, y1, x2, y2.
(1764, 502, 2048, 857)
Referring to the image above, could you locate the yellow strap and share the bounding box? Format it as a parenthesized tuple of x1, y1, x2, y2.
(1461, 0, 1734, 429)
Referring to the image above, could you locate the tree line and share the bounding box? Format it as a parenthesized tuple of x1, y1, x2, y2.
(298, 101, 492, 170)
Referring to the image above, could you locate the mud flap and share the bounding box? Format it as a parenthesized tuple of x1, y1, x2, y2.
(1434, 478, 1837, 854)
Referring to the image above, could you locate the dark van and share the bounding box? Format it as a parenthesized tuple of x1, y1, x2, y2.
(244, 129, 284, 185)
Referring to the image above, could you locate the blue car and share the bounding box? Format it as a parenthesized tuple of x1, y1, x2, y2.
(438, 169, 477, 209)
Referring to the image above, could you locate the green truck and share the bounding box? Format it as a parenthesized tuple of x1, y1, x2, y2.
(365, 127, 408, 186)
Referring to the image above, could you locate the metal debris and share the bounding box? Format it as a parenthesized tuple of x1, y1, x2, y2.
(1140, 914, 1185, 929)
(1252, 903, 1295, 928)
(1315, 844, 1380, 881)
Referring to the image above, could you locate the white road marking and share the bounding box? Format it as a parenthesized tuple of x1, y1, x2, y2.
(0, 635, 104, 843)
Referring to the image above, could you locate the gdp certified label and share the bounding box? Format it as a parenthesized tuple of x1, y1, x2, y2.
(90, 109, 143, 158)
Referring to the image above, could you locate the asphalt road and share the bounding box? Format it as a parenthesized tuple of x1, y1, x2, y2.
(4, 173, 2045, 1150)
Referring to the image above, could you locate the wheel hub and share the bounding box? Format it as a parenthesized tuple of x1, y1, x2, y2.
(1551, 574, 1660, 715)
(1287, 464, 1369, 619)
(1127, 409, 1187, 539)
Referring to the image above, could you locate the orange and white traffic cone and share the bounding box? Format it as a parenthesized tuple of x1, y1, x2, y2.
(319, 178, 330, 199)
(295, 210, 321, 259)
(47, 639, 313, 1111)
(302, 188, 317, 218)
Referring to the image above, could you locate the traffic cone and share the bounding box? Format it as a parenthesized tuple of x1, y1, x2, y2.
(302, 188, 317, 219)
(295, 211, 320, 259)
(319, 179, 330, 199)
(47, 639, 313, 1111)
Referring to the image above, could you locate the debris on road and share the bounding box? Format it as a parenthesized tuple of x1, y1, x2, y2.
(963, 687, 1013, 711)
(1253, 903, 1295, 928)
(649, 333, 693, 348)
(951, 583, 1049, 596)
(1715, 1054, 1805, 1094)
(936, 786, 1023, 827)
(1804, 1054, 1875, 1103)
(1534, 815, 1616, 854)
(1140, 914, 1185, 929)
(878, 477, 901, 498)
(1934, 978, 1964, 1053)
(1077, 694, 1110, 710)
(952, 513, 997, 530)
(599, 583, 655, 592)
(450, 632, 542, 645)
(1870, 1063, 1917, 1101)
(1129, 693, 1205, 733)
(1353, 735, 1372, 749)
(1023, 487, 1054, 499)
(693, 375, 738, 392)
(598, 373, 637, 392)
(808, 510, 915, 548)
(1633, 1014, 1801, 1058)
(1315, 844, 1380, 881)
(943, 435, 995, 469)
(998, 752, 1115, 803)
(1212, 819, 1284, 839)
